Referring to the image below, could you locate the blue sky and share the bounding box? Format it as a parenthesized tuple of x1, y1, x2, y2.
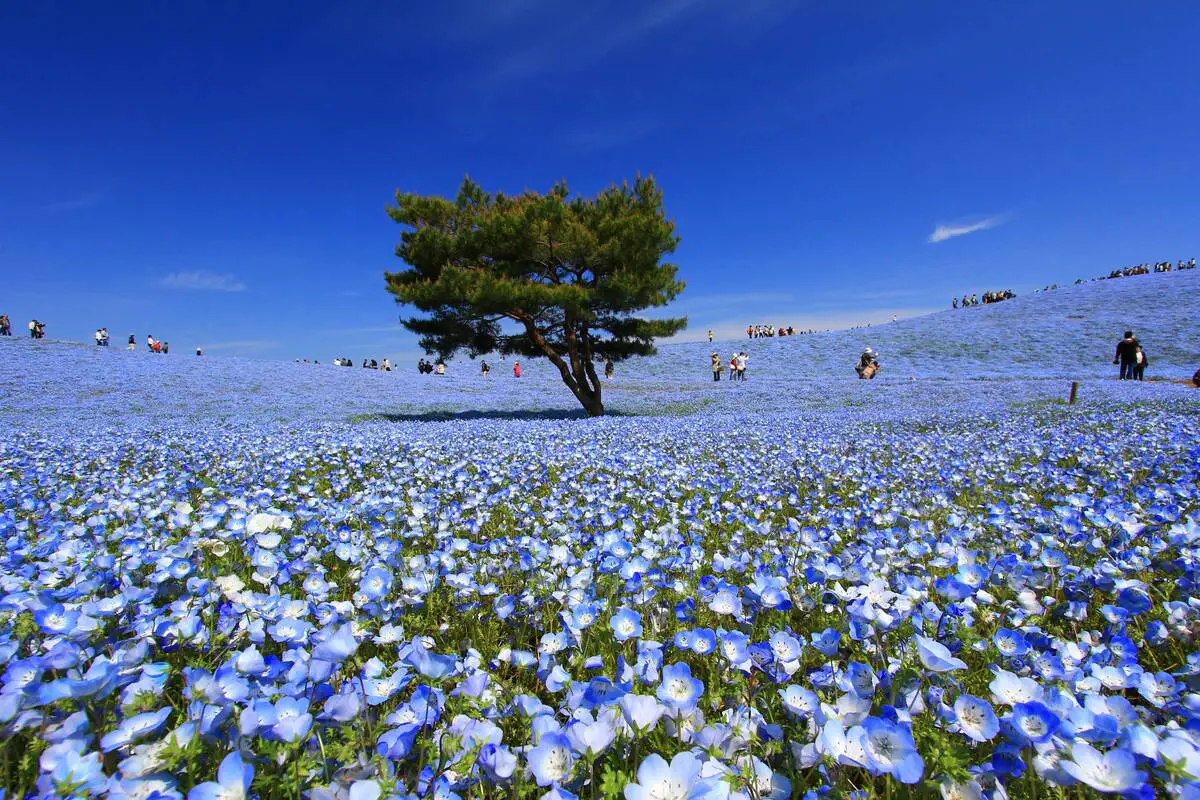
(2, 1, 1198, 362)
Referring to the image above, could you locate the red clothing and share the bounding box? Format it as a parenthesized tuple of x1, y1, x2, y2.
(513, 364, 522, 378)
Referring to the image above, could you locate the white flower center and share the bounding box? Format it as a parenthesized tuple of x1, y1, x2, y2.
(542, 747, 570, 781)
(667, 679, 690, 700)
(648, 778, 688, 800)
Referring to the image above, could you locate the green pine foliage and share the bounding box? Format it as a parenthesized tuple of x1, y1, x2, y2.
(384, 176, 687, 416)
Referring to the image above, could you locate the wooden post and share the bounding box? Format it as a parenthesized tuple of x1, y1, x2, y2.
(1068, 381, 1078, 404)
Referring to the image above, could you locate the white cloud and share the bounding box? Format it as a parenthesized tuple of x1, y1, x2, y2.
(928, 215, 1006, 244)
(44, 192, 104, 212)
(158, 270, 247, 292)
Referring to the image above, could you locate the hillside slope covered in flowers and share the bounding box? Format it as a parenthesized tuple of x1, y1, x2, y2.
(2, 268, 1198, 427)
(0, 272, 1199, 800)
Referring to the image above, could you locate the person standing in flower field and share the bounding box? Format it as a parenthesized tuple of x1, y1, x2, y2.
(710, 352, 723, 381)
(513, 361, 521, 378)
(0, 314, 10, 335)
(128, 334, 136, 351)
(1114, 330, 1139, 380)
(1133, 344, 1148, 381)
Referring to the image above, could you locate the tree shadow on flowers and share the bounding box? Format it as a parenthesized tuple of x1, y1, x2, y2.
(348, 408, 636, 423)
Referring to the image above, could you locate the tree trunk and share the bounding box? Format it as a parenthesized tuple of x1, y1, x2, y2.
(517, 314, 605, 417)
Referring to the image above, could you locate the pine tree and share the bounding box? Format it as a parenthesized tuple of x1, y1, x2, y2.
(385, 175, 686, 416)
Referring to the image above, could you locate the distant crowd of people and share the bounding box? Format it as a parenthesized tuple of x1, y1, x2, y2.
(744, 325, 798, 338)
(1108, 259, 1194, 279)
(0, 314, 205, 355)
(1033, 257, 1196, 294)
(952, 290, 1015, 308)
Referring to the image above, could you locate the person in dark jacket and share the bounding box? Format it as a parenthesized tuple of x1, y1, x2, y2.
(1113, 331, 1139, 380)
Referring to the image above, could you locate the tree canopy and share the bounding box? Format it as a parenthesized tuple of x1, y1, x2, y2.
(384, 175, 686, 416)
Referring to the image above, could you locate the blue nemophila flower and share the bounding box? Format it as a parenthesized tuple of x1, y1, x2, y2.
(526, 731, 575, 787)
(1041, 549, 1069, 569)
(188, 750, 254, 800)
(990, 668, 1044, 705)
(860, 717, 924, 784)
(494, 594, 516, 620)
(718, 630, 751, 670)
(1061, 743, 1147, 793)
(406, 639, 458, 680)
(708, 582, 744, 617)
(657, 662, 703, 713)
(377, 723, 420, 759)
(108, 774, 183, 800)
(359, 565, 394, 600)
(348, 780, 381, 800)
(1138, 671, 1180, 707)
(840, 662, 878, 700)
(993, 628, 1029, 657)
(623, 752, 702, 800)
(780, 686, 823, 721)
(34, 603, 81, 635)
(914, 635, 967, 672)
(100, 707, 172, 751)
(618, 694, 665, 733)
(570, 602, 602, 630)
(312, 623, 359, 663)
(1115, 587, 1152, 616)
(609, 607, 642, 642)
(271, 697, 313, 742)
(321, 688, 362, 723)
(952, 694, 999, 742)
(674, 599, 696, 623)
(479, 743, 518, 782)
(38, 740, 106, 796)
(811, 627, 840, 657)
(690, 628, 717, 655)
(566, 713, 616, 756)
(768, 631, 803, 664)
(1011, 701, 1059, 744)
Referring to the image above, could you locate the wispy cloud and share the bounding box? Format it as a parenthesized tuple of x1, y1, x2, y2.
(563, 116, 661, 153)
(928, 215, 1006, 244)
(668, 292, 797, 312)
(201, 339, 278, 352)
(318, 324, 401, 337)
(158, 270, 247, 292)
(44, 192, 104, 212)
(484, 0, 785, 85)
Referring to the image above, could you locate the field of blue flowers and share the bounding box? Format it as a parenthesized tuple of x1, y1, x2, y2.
(1, 272, 1199, 800)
